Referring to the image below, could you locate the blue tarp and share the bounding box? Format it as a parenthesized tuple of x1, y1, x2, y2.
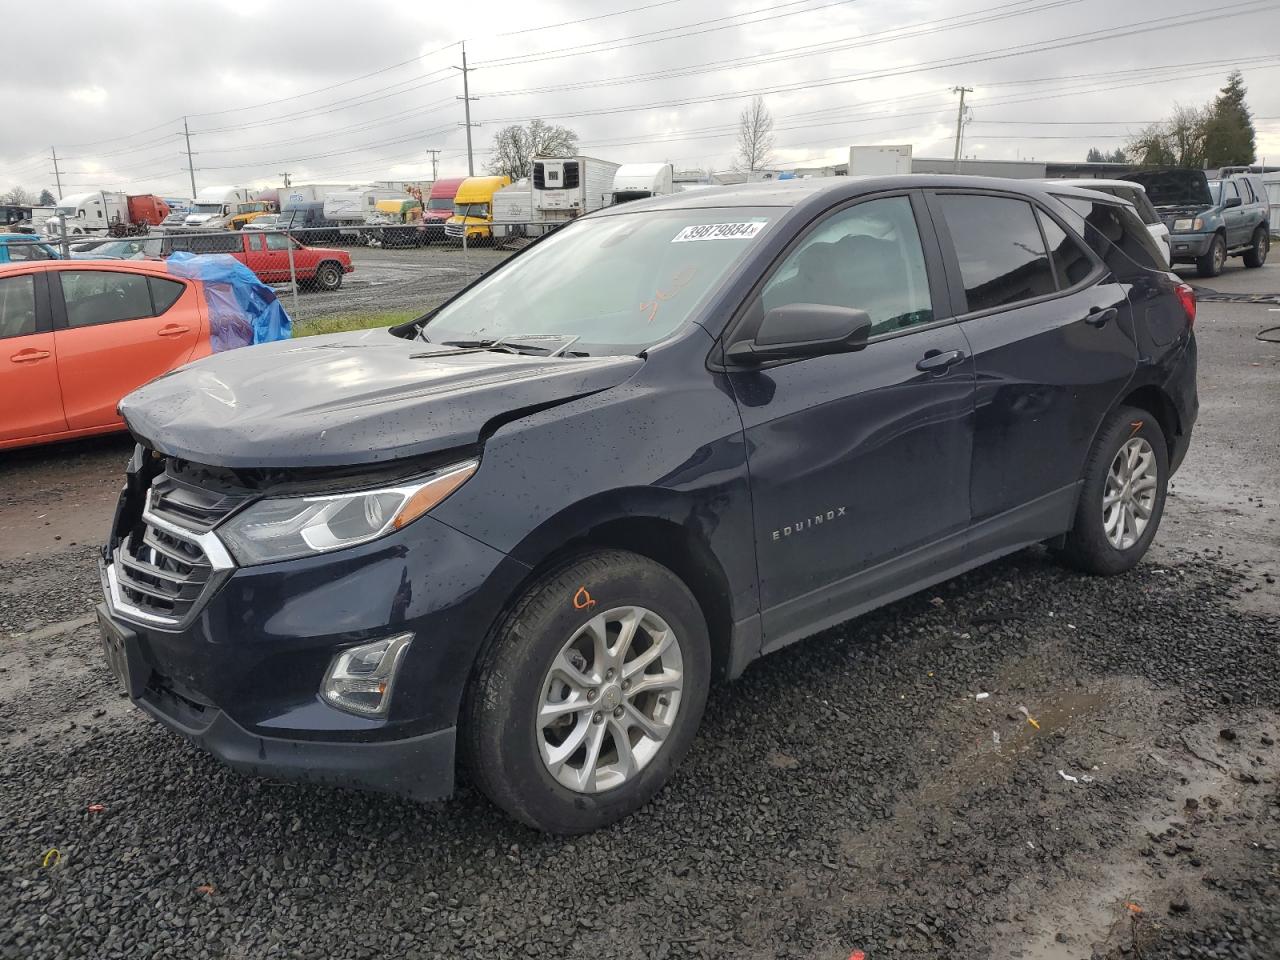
(166, 252, 292, 352)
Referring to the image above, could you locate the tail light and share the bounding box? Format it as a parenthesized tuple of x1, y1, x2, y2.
(1174, 282, 1196, 328)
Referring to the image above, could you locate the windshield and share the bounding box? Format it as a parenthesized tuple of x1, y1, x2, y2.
(54, 205, 77, 216)
(454, 202, 490, 218)
(190, 203, 223, 215)
(422, 206, 777, 355)
(97, 238, 163, 258)
(427, 197, 454, 210)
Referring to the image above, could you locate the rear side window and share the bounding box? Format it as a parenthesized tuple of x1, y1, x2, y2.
(1036, 213, 1094, 288)
(1054, 196, 1167, 273)
(60, 271, 156, 328)
(0, 273, 37, 339)
(936, 194, 1057, 313)
(149, 277, 185, 314)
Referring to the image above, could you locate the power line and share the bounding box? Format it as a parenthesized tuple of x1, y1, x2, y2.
(489, 0, 688, 37)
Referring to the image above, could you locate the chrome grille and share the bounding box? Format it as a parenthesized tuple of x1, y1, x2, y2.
(106, 488, 235, 630)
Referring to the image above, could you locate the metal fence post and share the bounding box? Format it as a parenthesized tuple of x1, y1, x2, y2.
(58, 216, 70, 260)
(283, 228, 301, 319)
(461, 213, 469, 278)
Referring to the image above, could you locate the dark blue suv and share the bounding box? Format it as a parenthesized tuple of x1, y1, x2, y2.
(98, 176, 1197, 833)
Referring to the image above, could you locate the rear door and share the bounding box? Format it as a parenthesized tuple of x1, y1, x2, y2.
(0, 269, 67, 442)
(926, 190, 1137, 526)
(50, 267, 201, 429)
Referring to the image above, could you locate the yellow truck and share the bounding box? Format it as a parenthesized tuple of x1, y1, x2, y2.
(226, 200, 277, 231)
(444, 175, 510, 243)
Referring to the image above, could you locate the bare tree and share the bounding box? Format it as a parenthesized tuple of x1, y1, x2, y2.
(1127, 103, 1211, 168)
(486, 120, 579, 181)
(735, 96, 776, 174)
(2, 185, 33, 205)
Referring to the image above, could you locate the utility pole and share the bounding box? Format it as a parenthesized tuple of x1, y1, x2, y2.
(454, 42, 479, 176)
(50, 146, 63, 197)
(951, 86, 972, 174)
(279, 171, 292, 188)
(426, 149, 441, 182)
(183, 117, 197, 197)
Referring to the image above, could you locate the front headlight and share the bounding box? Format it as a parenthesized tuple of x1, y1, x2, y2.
(218, 461, 477, 565)
(1173, 218, 1204, 232)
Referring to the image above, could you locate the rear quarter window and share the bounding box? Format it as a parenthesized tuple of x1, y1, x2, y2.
(1052, 196, 1167, 275)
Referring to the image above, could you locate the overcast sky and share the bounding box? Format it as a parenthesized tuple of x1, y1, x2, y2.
(2, 0, 1278, 199)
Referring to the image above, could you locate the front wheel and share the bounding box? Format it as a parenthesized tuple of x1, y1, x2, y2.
(313, 262, 343, 291)
(464, 549, 710, 834)
(1242, 227, 1269, 268)
(1195, 233, 1226, 277)
(1057, 406, 1169, 576)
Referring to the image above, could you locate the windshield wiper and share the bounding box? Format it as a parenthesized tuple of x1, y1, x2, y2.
(439, 334, 585, 357)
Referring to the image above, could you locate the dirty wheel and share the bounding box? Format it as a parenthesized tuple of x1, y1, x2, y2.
(464, 549, 709, 834)
(1242, 227, 1269, 268)
(1195, 233, 1226, 278)
(1056, 406, 1169, 576)
(314, 262, 342, 291)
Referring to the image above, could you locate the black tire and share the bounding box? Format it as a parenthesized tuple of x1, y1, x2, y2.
(463, 549, 711, 834)
(1057, 406, 1169, 576)
(1195, 233, 1226, 277)
(314, 262, 343, 291)
(1242, 227, 1270, 268)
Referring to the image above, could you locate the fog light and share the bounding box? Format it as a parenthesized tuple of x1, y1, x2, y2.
(321, 633, 413, 717)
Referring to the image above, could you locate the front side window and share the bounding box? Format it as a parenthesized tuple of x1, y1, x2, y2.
(760, 195, 933, 335)
(937, 194, 1056, 313)
(59, 270, 155, 328)
(423, 206, 779, 355)
(1222, 181, 1240, 204)
(0, 273, 36, 339)
(6, 241, 53, 262)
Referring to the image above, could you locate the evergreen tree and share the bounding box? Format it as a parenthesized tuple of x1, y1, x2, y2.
(38, 189, 55, 205)
(1203, 71, 1256, 167)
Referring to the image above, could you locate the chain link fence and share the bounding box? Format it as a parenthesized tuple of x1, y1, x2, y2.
(3, 219, 557, 331)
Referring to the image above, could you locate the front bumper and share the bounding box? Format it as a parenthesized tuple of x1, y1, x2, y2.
(98, 507, 530, 801)
(1166, 232, 1215, 260)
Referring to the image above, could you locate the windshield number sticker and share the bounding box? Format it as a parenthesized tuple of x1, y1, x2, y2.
(671, 221, 765, 243)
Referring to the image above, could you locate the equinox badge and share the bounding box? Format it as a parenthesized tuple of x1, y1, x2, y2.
(772, 507, 847, 541)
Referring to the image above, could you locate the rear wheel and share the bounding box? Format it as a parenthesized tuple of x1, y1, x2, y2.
(1195, 233, 1226, 277)
(1057, 406, 1168, 576)
(464, 549, 710, 834)
(313, 262, 343, 291)
(1242, 227, 1269, 268)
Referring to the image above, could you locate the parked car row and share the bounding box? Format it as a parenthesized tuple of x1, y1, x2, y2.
(65, 231, 353, 290)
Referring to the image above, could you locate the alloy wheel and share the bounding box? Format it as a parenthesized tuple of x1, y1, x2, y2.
(536, 606, 684, 794)
(1103, 436, 1158, 550)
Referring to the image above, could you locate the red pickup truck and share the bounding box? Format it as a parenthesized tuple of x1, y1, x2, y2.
(170, 232, 353, 290)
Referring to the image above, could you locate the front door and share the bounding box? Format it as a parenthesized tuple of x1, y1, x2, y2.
(725, 193, 975, 650)
(927, 190, 1138, 525)
(0, 270, 66, 442)
(51, 267, 200, 429)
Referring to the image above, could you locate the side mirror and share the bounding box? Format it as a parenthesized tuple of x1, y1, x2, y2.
(1223, 195, 1242, 209)
(726, 304, 873, 364)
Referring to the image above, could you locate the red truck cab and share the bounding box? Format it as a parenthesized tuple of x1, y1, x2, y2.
(423, 177, 466, 240)
(125, 195, 170, 229)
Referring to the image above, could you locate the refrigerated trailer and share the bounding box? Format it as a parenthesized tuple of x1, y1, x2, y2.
(531, 155, 621, 223)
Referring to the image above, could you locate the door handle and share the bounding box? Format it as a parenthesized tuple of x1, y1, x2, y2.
(1083, 307, 1118, 327)
(10, 349, 51, 363)
(916, 349, 966, 373)
(157, 324, 191, 337)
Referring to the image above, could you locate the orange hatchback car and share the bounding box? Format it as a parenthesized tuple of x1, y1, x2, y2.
(1, 260, 214, 450)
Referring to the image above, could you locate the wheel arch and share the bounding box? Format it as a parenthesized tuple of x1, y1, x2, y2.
(1111, 384, 1180, 466)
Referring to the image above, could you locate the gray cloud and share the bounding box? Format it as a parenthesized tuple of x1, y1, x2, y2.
(2, 0, 1277, 198)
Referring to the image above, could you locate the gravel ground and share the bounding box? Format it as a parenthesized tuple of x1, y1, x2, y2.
(1, 263, 1277, 960)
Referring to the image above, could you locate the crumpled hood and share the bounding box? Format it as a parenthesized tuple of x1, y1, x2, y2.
(120, 328, 643, 468)
(1121, 169, 1213, 209)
